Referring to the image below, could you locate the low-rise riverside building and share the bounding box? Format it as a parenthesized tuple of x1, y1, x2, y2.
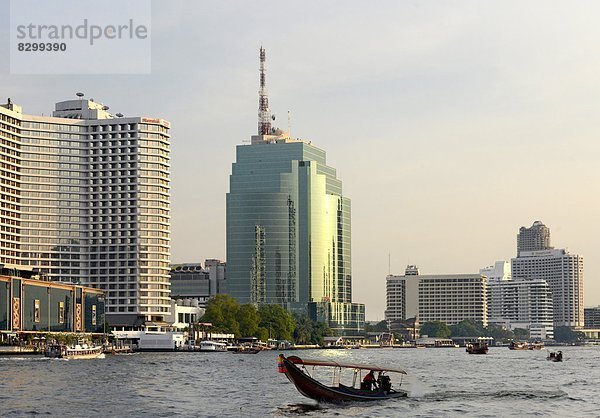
(165, 299, 205, 331)
(0, 266, 105, 342)
(584, 306, 600, 328)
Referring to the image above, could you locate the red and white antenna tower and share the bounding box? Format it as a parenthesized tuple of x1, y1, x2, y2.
(258, 46, 272, 135)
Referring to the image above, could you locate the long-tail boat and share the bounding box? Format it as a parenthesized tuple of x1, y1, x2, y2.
(277, 354, 408, 402)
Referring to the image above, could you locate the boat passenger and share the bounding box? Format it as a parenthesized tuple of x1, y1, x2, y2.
(361, 370, 377, 391)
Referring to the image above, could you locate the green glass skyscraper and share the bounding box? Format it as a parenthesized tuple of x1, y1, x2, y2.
(225, 48, 364, 336)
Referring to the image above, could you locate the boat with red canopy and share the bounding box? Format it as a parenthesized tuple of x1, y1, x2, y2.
(278, 354, 408, 402)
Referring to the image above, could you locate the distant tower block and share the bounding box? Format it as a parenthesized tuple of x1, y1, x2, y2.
(517, 221, 552, 256)
(258, 46, 272, 135)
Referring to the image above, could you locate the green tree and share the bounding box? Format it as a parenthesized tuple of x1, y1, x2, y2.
(485, 324, 515, 342)
(293, 314, 313, 345)
(553, 326, 585, 343)
(450, 319, 486, 337)
(256, 327, 269, 342)
(237, 304, 260, 337)
(257, 304, 295, 341)
(419, 321, 451, 338)
(513, 328, 529, 340)
(310, 321, 335, 346)
(200, 294, 241, 336)
(365, 320, 389, 333)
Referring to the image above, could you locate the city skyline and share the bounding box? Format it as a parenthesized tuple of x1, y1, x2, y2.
(2, 1, 599, 320)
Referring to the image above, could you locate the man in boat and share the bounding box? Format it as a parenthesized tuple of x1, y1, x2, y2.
(361, 370, 377, 391)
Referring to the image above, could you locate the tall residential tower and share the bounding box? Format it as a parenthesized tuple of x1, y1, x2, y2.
(512, 221, 584, 328)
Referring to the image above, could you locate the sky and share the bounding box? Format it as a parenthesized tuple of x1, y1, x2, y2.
(1, 1, 599, 320)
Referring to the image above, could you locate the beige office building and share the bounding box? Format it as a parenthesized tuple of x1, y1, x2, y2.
(386, 266, 487, 326)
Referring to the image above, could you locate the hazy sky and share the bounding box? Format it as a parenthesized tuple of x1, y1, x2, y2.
(2, 1, 599, 320)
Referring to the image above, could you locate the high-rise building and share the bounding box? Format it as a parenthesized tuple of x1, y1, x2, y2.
(486, 278, 554, 339)
(226, 48, 364, 336)
(512, 248, 584, 328)
(385, 266, 420, 322)
(418, 273, 488, 326)
(385, 266, 488, 326)
(0, 96, 171, 327)
(482, 260, 553, 339)
(517, 221, 552, 256)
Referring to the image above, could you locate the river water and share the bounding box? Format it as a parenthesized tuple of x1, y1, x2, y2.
(1, 346, 598, 417)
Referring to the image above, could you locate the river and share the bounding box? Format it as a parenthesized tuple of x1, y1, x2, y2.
(1, 346, 598, 417)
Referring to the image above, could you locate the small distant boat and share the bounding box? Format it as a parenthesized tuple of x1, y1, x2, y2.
(278, 354, 408, 402)
(44, 343, 103, 360)
(547, 351, 563, 362)
(509, 341, 529, 350)
(466, 342, 489, 354)
(198, 341, 227, 352)
(528, 342, 544, 350)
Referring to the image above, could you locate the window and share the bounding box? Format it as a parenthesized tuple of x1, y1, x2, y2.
(34, 299, 41, 323)
(58, 301, 65, 324)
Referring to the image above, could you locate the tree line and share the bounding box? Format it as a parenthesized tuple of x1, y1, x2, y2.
(418, 319, 585, 343)
(199, 294, 335, 345)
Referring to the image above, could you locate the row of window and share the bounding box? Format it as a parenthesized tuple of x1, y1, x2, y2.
(25, 122, 84, 132)
(22, 169, 88, 178)
(22, 136, 88, 146)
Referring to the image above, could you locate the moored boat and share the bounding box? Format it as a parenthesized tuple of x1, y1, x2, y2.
(277, 354, 408, 402)
(466, 342, 489, 354)
(198, 340, 227, 352)
(44, 343, 103, 360)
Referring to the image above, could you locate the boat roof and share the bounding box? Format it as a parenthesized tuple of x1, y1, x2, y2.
(286, 356, 407, 374)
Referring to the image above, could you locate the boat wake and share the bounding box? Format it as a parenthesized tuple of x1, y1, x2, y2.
(415, 389, 568, 402)
(276, 403, 324, 415)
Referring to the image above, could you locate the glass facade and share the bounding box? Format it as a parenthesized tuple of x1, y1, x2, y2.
(226, 139, 364, 335)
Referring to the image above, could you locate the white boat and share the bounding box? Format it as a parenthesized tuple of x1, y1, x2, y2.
(44, 343, 103, 359)
(111, 328, 186, 352)
(198, 340, 227, 352)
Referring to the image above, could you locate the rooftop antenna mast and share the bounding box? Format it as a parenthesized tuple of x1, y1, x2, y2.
(258, 46, 272, 135)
